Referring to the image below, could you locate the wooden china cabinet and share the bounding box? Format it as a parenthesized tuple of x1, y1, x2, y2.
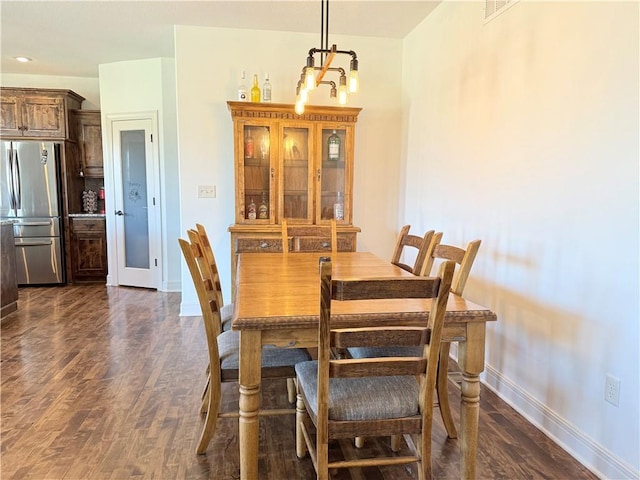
(227, 101, 361, 293)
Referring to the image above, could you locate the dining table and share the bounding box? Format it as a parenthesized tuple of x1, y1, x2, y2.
(232, 251, 498, 480)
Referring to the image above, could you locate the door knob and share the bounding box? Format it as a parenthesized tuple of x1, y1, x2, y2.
(115, 210, 124, 216)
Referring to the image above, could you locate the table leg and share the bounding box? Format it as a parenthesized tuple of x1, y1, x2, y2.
(456, 322, 486, 480)
(239, 330, 262, 480)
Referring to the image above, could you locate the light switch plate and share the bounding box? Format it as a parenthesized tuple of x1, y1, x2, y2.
(198, 185, 216, 198)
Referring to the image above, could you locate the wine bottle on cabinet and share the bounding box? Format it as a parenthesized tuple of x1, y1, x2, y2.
(333, 192, 344, 221)
(262, 73, 272, 103)
(251, 74, 261, 102)
(247, 198, 257, 220)
(258, 192, 268, 219)
(238, 71, 248, 101)
(328, 130, 340, 161)
(245, 132, 254, 158)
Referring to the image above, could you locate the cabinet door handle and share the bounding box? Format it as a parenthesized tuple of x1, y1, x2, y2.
(317, 169, 321, 182)
(271, 168, 275, 179)
(260, 242, 268, 248)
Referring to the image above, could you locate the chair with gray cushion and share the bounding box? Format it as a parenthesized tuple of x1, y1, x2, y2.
(194, 223, 233, 331)
(295, 257, 454, 479)
(192, 225, 300, 405)
(179, 235, 311, 455)
(350, 238, 481, 439)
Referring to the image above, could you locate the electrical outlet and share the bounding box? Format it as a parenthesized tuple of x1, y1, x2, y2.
(198, 185, 216, 198)
(605, 374, 620, 407)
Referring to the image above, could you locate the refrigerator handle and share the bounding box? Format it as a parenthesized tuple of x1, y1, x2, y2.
(8, 145, 17, 212)
(14, 147, 21, 210)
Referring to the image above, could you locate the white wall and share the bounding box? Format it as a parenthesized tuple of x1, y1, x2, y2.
(174, 26, 403, 314)
(402, 2, 639, 478)
(99, 58, 181, 292)
(1, 73, 100, 109)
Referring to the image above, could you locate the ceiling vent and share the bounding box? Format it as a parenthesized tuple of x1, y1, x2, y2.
(485, 0, 519, 22)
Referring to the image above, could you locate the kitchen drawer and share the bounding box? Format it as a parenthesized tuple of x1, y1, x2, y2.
(71, 218, 105, 233)
(235, 237, 285, 253)
(295, 235, 355, 252)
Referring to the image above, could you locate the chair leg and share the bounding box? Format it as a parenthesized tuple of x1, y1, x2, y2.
(436, 342, 458, 439)
(287, 377, 296, 404)
(196, 373, 221, 454)
(295, 393, 308, 459)
(317, 437, 329, 480)
(419, 414, 434, 480)
(390, 434, 402, 452)
(200, 373, 211, 414)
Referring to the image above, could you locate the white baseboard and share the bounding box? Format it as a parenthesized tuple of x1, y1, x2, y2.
(482, 364, 639, 480)
(179, 302, 201, 317)
(161, 280, 181, 292)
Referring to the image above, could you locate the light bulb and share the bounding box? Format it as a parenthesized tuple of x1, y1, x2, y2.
(300, 87, 309, 103)
(348, 69, 359, 93)
(305, 66, 316, 91)
(338, 85, 348, 105)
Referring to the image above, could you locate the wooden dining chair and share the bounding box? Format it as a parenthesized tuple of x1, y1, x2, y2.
(295, 257, 454, 480)
(390, 225, 437, 275)
(282, 219, 337, 255)
(349, 235, 480, 440)
(178, 235, 312, 454)
(421, 238, 481, 439)
(194, 223, 233, 331)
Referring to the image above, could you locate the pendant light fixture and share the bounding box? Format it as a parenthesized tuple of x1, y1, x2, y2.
(295, 0, 359, 115)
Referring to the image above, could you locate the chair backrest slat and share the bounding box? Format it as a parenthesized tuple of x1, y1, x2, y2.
(390, 225, 436, 276)
(283, 219, 337, 255)
(331, 327, 430, 349)
(332, 277, 440, 301)
(423, 239, 481, 296)
(329, 357, 428, 378)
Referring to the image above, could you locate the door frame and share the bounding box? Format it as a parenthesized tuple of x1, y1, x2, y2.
(104, 111, 161, 289)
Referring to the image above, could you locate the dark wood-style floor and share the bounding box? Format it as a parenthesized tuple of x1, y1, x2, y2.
(1, 285, 598, 480)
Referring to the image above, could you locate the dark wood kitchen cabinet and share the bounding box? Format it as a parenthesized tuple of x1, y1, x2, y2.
(0, 87, 83, 139)
(72, 110, 103, 177)
(70, 217, 107, 283)
(1, 221, 18, 319)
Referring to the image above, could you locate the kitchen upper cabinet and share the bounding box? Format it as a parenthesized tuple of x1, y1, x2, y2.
(72, 110, 103, 177)
(0, 88, 84, 139)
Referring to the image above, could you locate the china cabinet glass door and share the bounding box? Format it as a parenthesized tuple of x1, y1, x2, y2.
(319, 127, 348, 223)
(241, 123, 273, 223)
(281, 124, 313, 223)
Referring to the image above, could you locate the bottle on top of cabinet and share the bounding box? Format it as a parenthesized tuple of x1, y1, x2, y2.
(328, 130, 340, 161)
(262, 74, 272, 103)
(251, 74, 261, 103)
(238, 71, 248, 101)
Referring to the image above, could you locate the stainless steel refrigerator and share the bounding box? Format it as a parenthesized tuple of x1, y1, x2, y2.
(1, 140, 65, 285)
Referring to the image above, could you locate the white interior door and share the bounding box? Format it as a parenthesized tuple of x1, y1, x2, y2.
(111, 118, 160, 289)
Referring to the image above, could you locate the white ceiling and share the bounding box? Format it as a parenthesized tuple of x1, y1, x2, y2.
(1, 1, 440, 78)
